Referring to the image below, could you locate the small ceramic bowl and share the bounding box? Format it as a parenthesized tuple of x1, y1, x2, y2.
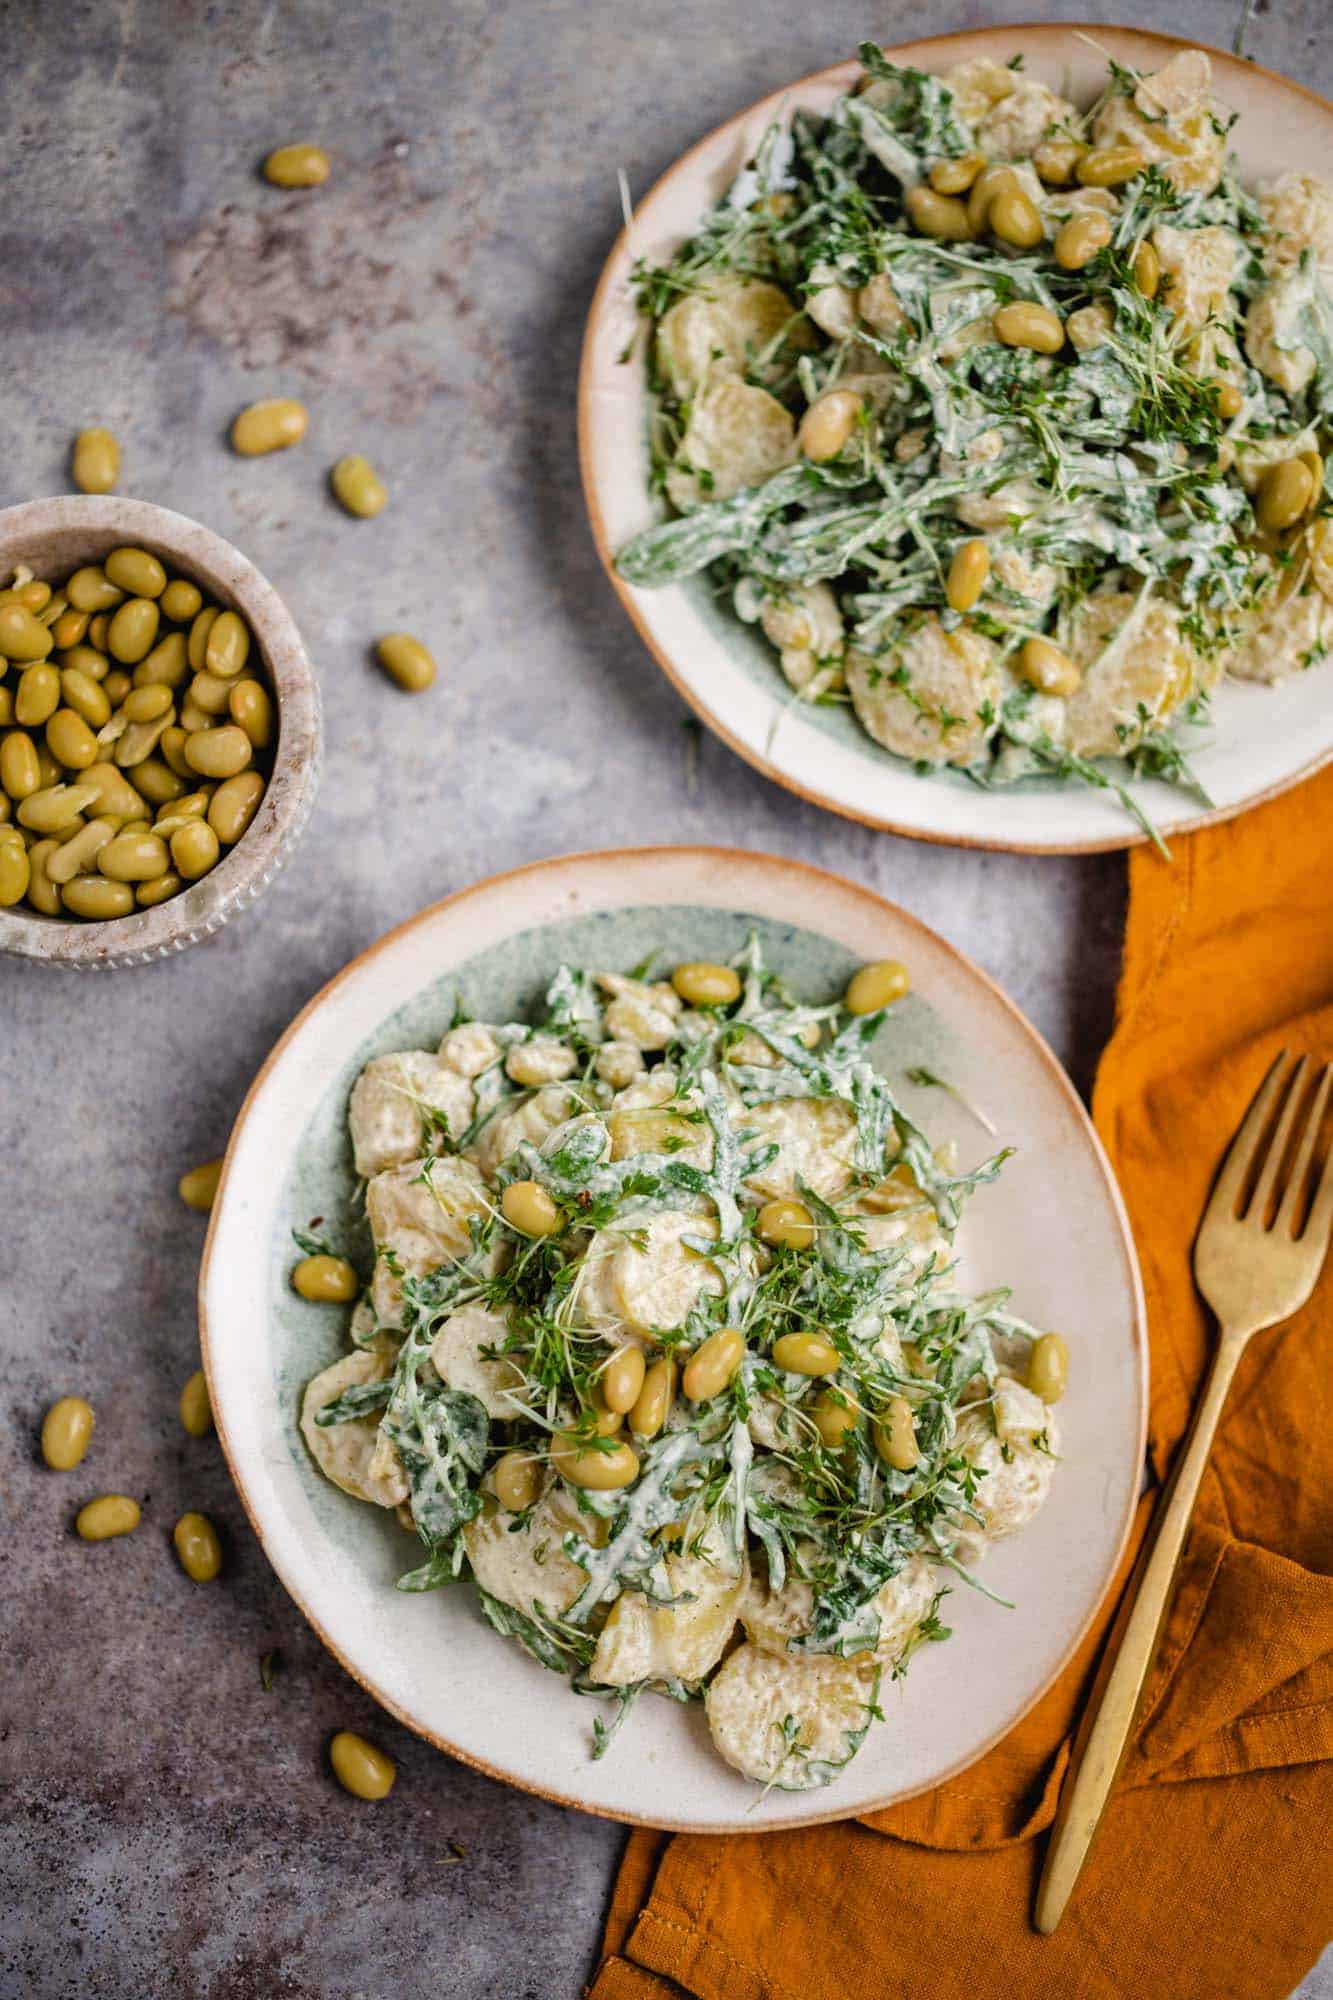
(0, 495, 321, 969)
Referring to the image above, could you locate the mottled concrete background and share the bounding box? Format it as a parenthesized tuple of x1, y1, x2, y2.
(1, 1, 1328, 1995)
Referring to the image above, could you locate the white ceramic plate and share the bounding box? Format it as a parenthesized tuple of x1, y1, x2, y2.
(579, 28, 1333, 852)
(201, 847, 1146, 1831)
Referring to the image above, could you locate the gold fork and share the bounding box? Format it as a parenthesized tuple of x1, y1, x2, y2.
(1035, 1049, 1333, 1933)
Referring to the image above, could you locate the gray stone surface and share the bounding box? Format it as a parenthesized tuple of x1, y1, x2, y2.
(1, 1, 1327, 1995)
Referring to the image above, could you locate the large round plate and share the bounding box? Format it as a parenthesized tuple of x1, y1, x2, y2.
(201, 847, 1146, 1831)
(579, 28, 1333, 852)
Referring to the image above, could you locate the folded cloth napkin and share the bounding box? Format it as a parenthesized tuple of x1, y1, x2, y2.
(590, 772, 1333, 2000)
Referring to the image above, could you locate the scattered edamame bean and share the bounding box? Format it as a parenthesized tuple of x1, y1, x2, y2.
(993, 301, 1065, 354)
(493, 1450, 542, 1512)
(670, 960, 741, 1006)
(945, 539, 990, 614)
(76, 1493, 141, 1540)
(628, 1357, 674, 1440)
(331, 455, 388, 518)
(756, 1198, 815, 1250)
(375, 632, 436, 693)
(1019, 637, 1081, 698)
(179, 1368, 214, 1436)
(41, 1396, 96, 1470)
(551, 1433, 640, 1490)
(874, 1396, 920, 1472)
(601, 1345, 647, 1415)
(811, 1390, 858, 1449)
(173, 1511, 222, 1582)
(682, 1326, 745, 1403)
(1028, 1333, 1069, 1404)
(772, 1332, 840, 1377)
(845, 960, 910, 1015)
(230, 398, 309, 455)
(178, 1160, 224, 1212)
(71, 428, 120, 494)
(263, 143, 331, 188)
(501, 1179, 560, 1237)
(329, 1730, 395, 1800)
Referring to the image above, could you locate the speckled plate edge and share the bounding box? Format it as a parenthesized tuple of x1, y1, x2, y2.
(578, 26, 1333, 854)
(0, 496, 322, 968)
(199, 846, 1148, 1833)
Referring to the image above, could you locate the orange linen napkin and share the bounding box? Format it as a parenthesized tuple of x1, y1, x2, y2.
(591, 771, 1333, 2000)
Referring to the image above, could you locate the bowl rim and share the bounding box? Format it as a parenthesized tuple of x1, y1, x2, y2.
(0, 494, 321, 966)
(577, 24, 1333, 855)
(198, 843, 1149, 1833)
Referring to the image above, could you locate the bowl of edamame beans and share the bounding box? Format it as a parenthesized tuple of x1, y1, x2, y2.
(0, 495, 321, 968)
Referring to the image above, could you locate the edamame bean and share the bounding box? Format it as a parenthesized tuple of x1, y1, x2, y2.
(179, 1368, 214, 1435)
(34, 743, 61, 788)
(187, 607, 219, 672)
(204, 610, 251, 679)
(183, 724, 252, 778)
(81, 762, 144, 818)
(160, 726, 194, 779)
(1019, 637, 1081, 697)
(756, 1198, 815, 1251)
(228, 677, 273, 747)
(15, 664, 60, 727)
(160, 579, 203, 623)
(1, 730, 41, 800)
(551, 1433, 640, 1490)
(59, 666, 111, 727)
(18, 782, 100, 834)
(25, 839, 61, 913)
(989, 188, 1043, 249)
(0, 603, 54, 661)
(329, 1730, 395, 1801)
(188, 670, 232, 716)
(88, 612, 111, 650)
(845, 959, 910, 1014)
(602, 1345, 647, 1416)
(98, 831, 170, 882)
(494, 1449, 542, 1512)
(47, 817, 116, 884)
(946, 538, 990, 614)
(0, 831, 30, 905)
(376, 633, 436, 692)
(62, 876, 134, 919)
(928, 151, 984, 194)
(628, 1357, 675, 1440)
(67, 566, 124, 613)
(1215, 381, 1244, 420)
(671, 960, 741, 1006)
(1256, 459, 1314, 534)
(772, 1332, 839, 1377)
(993, 302, 1065, 353)
(137, 870, 184, 906)
(71, 428, 120, 494)
(874, 1396, 920, 1471)
(76, 1493, 141, 1539)
(1054, 211, 1113, 270)
(1028, 1332, 1069, 1404)
(0, 693, 11, 729)
(173, 1511, 222, 1582)
(292, 1254, 359, 1302)
(114, 718, 173, 771)
(263, 143, 331, 188)
(51, 608, 89, 650)
(104, 547, 167, 599)
(501, 1178, 560, 1237)
(45, 708, 98, 771)
(798, 389, 863, 463)
(108, 671, 136, 705)
(107, 597, 160, 665)
(682, 1326, 744, 1403)
(1077, 145, 1145, 187)
(1132, 239, 1161, 299)
(331, 455, 388, 517)
(811, 1390, 858, 1449)
(966, 164, 1021, 234)
(170, 818, 220, 880)
(208, 770, 264, 843)
(1067, 303, 1114, 352)
(41, 1396, 95, 1469)
(178, 1160, 224, 1212)
(230, 398, 309, 455)
(904, 184, 972, 241)
(123, 683, 175, 724)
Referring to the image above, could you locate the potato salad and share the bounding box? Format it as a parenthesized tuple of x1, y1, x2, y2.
(298, 943, 1068, 1791)
(616, 44, 1333, 841)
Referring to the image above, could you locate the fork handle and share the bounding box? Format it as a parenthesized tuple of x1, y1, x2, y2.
(1034, 1331, 1245, 1934)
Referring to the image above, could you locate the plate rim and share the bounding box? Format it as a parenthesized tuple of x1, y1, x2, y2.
(577, 25, 1333, 855)
(199, 844, 1149, 1832)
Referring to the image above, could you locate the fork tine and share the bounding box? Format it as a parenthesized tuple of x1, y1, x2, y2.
(1203, 1051, 1294, 1224)
(1277, 1063, 1332, 1235)
(1298, 1082, 1333, 1248)
(1248, 1054, 1311, 1221)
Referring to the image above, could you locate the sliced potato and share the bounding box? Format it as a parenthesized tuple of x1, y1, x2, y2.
(705, 1643, 879, 1789)
(847, 617, 1001, 769)
(665, 377, 797, 509)
(366, 1154, 491, 1328)
(300, 1352, 407, 1508)
(1061, 594, 1198, 756)
(591, 1531, 747, 1685)
(1091, 49, 1226, 195)
(656, 277, 808, 401)
(430, 1300, 526, 1418)
(349, 1050, 475, 1179)
(463, 1486, 586, 1620)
